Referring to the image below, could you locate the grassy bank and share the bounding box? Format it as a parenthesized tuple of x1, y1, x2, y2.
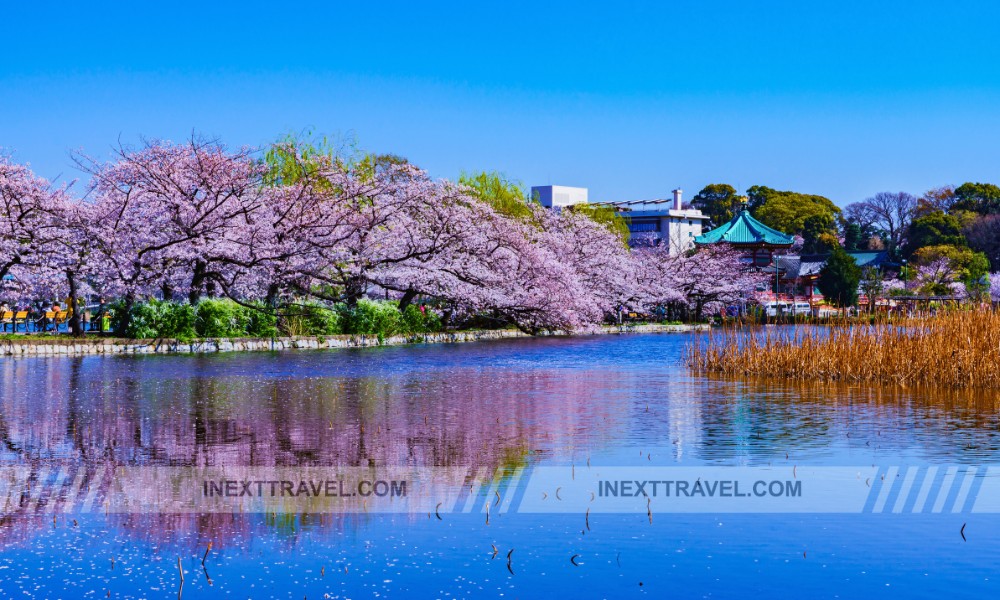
(687, 308, 1000, 389)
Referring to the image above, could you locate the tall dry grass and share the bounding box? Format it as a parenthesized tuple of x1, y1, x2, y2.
(688, 307, 1000, 389)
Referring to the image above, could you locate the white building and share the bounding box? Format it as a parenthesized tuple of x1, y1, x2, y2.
(597, 189, 708, 255)
(530, 185, 588, 209)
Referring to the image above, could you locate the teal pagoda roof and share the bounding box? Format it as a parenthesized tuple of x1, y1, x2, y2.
(694, 206, 795, 247)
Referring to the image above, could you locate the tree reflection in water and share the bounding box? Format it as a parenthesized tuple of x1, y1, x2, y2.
(1, 337, 999, 554)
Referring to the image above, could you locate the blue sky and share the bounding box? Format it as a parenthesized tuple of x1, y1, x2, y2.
(2, 1, 999, 206)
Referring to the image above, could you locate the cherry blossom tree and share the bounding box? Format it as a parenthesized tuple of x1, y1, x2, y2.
(631, 243, 685, 311)
(914, 257, 956, 296)
(533, 206, 636, 322)
(253, 147, 479, 310)
(259, 148, 635, 332)
(883, 277, 906, 296)
(672, 246, 765, 320)
(633, 244, 764, 321)
(48, 200, 99, 335)
(4, 135, 794, 335)
(0, 156, 68, 302)
(83, 139, 271, 316)
(366, 186, 588, 332)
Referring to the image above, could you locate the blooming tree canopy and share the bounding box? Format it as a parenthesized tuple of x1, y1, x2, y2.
(1, 137, 780, 335)
(84, 139, 271, 305)
(0, 157, 71, 302)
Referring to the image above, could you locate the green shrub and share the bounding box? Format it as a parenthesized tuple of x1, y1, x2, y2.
(160, 302, 197, 339)
(195, 298, 250, 338)
(278, 301, 342, 336)
(245, 302, 278, 338)
(114, 299, 196, 340)
(400, 304, 442, 333)
(106, 297, 445, 340)
(339, 299, 401, 339)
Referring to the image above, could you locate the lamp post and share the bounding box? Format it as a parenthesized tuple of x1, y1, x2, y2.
(773, 248, 784, 318)
(774, 251, 778, 294)
(901, 259, 908, 317)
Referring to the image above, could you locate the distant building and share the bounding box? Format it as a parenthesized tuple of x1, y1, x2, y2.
(595, 189, 709, 255)
(772, 251, 890, 299)
(530, 185, 588, 209)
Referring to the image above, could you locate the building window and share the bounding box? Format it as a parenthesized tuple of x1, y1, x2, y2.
(629, 221, 660, 232)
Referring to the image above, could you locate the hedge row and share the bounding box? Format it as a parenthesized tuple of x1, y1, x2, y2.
(109, 298, 442, 341)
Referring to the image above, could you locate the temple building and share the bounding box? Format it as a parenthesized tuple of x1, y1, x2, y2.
(693, 198, 795, 266)
(772, 251, 890, 299)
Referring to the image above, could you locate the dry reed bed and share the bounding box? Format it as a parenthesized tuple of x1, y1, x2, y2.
(688, 309, 1000, 389)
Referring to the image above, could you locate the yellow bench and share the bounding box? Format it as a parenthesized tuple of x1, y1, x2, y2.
(2, 311, 30, 332)
(39, 310, 71, 331)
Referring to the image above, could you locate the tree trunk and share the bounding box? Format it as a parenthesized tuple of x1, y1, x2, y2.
(265, 283, 280, 309)
(345, 276, 365, 307)
(189, 260, 206, 304)
(120, 292, 135, 336)
(67, 270, 84, 338)
(398, 289, 418, 311)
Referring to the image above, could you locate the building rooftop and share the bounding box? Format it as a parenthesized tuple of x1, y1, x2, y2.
(844, 251, 890, 267)
(766, 251, 891, 279)
(592, 199, 708, 217)
(694, 208, 795, 247)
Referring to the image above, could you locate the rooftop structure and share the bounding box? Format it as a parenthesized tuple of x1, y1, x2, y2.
(530, 185, 588, 209)
(694, 198, 795, 266)
(595, 189, 708, 255)
(694, 201, 795, 247)
(764, 250, 891, 300)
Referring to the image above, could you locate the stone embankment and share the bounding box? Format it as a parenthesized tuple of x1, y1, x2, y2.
(0, 323, 708, 358)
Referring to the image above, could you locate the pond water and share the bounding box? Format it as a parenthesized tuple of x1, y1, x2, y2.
(1, 332, 998, 598)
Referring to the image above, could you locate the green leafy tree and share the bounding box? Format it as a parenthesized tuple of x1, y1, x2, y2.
(355, 153, 410, 182)
(952, 182, 1000, 215)
(459, 171, 630, 243)
(459, 171, 535, 221)
(842, 221, 864, 251)
(913, 244, 990, 295)
(802, 213, 839, 253)
(752, 187, 840, 237)
(817, 247, 861, 308)
(840, 218, 879, 252)
(905, 211, 965, 256)
(263, 130, 361, 188)
(745, 185, 774, 213)
(564, 203, 631, 245)
(690, 184, 738, 227)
